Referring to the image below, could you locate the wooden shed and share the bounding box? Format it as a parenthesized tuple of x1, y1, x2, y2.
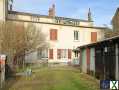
(79, 35, 119, 80)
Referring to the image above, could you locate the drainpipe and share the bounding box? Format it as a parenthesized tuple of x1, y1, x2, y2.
(115, 44, 119, 80)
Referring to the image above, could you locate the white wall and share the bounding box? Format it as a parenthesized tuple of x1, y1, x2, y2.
(32, 23, 104, 63)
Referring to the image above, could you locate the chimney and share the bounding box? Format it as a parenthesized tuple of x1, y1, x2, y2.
(8, 0, 13, 11)
(88, 8, 92, 21)
(48, 4, 55, 17)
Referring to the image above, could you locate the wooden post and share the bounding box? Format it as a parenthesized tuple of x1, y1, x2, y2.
(0, 55, 6, 88)
(115, 44, 119, 80)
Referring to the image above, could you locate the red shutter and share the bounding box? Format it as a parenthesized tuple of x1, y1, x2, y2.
(49, 49, 53, 59)
(57, 49, 61, 59)
(86, 48, 90, 65)
(68, 49, 72, 59)
(91, 32, 97, 42)
(54, 30, 57, 40)
(50, 29, 57, 40)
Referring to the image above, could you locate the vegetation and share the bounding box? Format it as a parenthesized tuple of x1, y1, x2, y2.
(3, 67, 99, 90)
(0, 21, 48, 69)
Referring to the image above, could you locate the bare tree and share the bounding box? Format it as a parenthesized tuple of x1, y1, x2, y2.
(24, 23, 48, 51)
(0, 21, 48, 69)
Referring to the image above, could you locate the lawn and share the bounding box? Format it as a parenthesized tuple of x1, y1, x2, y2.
(3, 66, 99, 90)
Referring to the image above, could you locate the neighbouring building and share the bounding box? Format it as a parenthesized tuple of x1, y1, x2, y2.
(0, 0, 107, 66)
(112, 8, 119, 32)
(105, 8, 119, 38)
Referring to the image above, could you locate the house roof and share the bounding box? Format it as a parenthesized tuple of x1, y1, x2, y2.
(8, 10, 93, 22)
(8, 10, 108, 30)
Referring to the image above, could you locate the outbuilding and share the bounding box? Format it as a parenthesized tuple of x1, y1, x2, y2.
(79, 35, 119, 80)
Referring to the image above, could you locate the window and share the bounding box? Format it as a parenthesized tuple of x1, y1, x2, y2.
(41, 49, 48, 58)
(91, 32, 97, 42)
(74, 31, 79, 40)
(74, 51, 79, 58)
(50, 29, 57, 40)
(57, 49, 72, 59)
(31, 16, 40, 22)
(49, 49, 53, 59)
(57, 49, 61, 59)
(55, 19, 61, 24)
(61, 49, 68, 58)
(37, 49, 48, 59)
(74, 21, 79, 26)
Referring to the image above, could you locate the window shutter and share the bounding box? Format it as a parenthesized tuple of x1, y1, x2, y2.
(68, 49, 72, 59)
(49, 49, 53, 59)
(91, 32, 97, 42)
(50, 29, 57, 40)
(57, 49, 61, 59)
(54, 30, 57, 40)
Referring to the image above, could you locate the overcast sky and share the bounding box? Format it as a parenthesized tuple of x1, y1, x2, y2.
(13, 0, 119, 27)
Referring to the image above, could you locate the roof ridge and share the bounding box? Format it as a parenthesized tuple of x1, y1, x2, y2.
(8, 10, 92, 22)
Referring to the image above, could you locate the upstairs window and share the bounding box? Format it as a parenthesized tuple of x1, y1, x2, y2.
(50, 29, 57, 40)
(74, 31, 79, 40)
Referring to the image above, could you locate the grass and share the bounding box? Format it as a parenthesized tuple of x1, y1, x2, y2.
(3, 66, 99, 90)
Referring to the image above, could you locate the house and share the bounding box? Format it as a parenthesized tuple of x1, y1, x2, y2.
(0, 0, 107, 66)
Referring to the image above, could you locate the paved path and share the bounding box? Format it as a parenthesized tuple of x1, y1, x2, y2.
(3, 66, 99, 90)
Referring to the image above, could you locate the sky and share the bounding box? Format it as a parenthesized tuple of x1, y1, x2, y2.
(13, 0, 119, 27)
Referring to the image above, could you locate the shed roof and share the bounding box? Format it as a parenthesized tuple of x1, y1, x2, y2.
(79, 35, 119, 49)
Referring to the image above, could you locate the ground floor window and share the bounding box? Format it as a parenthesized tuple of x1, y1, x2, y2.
(57, 49, 72, 59)
(61, 49, 68, 58)
(74, 51, 79, 58)
(37, 48, 48, 59)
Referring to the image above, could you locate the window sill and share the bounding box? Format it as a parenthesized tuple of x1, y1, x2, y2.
(39, 57, 48, 60)
(50, 40, 58, 42)
(74, 40, 80, 42)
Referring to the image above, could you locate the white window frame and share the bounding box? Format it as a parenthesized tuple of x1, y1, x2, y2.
(74, 31, 79, 41)
(37, 49, 48, 59)
(61, 49, 68, 59)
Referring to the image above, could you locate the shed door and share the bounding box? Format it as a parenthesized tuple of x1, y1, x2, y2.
(82, 49, 87, 73)
(90, 48, 95, 76)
